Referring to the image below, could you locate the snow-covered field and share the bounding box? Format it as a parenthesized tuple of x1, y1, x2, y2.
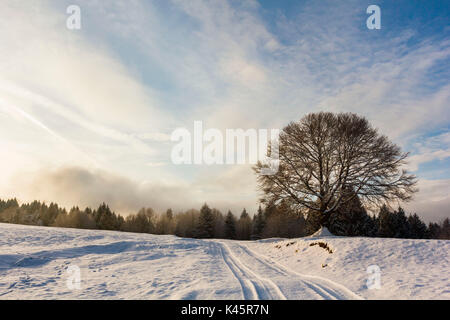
(0, 223, 448, 299)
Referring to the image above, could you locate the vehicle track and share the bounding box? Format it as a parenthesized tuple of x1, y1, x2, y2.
(237, 242, 364, 300)
(216, 240, 363, 300)
(216, 242, 287, 300)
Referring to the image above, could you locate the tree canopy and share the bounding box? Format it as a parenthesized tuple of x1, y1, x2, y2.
(254, 112, 417, 226)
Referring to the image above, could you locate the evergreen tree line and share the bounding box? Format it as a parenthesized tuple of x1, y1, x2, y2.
(0, 198, 449, 240)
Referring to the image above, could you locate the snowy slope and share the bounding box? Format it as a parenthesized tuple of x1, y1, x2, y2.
(248, 232, 450, 300)
(0, 223, 448, 299)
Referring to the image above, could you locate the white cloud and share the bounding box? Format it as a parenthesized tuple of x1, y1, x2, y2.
(0, 0, 448, 221)
(404, 179, 450, 222)
(137, 132, 171, 142)
(407, 131, 450, 171)
(0, 0, 172, 180)
(146, 162, 166, 167)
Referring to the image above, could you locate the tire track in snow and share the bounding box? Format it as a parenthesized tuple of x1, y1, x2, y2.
(216, 242, 287, 300)
(235, 243, 341, 299)
(217, 243, 258, 299)
(236, 242, 364, 300)
(232, 243, 337, 300)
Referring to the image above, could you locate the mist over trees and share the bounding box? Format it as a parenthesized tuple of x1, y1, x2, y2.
(0, 113, 447, 241)
(0, 198, 448, 240)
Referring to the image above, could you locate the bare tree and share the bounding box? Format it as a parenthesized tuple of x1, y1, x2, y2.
(254, 112, 417, 226)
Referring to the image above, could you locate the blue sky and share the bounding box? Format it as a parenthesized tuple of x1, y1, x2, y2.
(0, 0, 449, 222)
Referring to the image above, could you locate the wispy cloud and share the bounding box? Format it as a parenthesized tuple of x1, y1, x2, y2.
(408, 132, 450, 172)
(0, 0, 448, 220)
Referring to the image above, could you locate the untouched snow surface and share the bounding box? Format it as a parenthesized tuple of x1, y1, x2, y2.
(0, 223, 448, 299)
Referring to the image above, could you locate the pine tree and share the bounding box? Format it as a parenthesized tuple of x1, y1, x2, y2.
(95, 203, 120, 230)
(440, 218, 450, 239)
(328, 193, 372, 236)
(224, 210, 237, 239)
(393, 207, 410, 238)
(377, 205, 396, 237)
(196, 204, 215, 238)
(5, 198, 19, 210)
(237, 209, 252, 240)
(211, 209, 225, 239)
(427, 222, 441, 239)
(251, 205, 265, 240)
(407, 213, 427, 239)
(364, 214, 378, 237)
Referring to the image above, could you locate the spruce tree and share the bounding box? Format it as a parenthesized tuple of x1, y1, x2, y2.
(251, 205, 265, 239)
(328, 193, 372, 236)
(427, 222, 440, 239)
(393, 207, 410, 238)
(237, 209, 252, 240)
(377, 205, 396, 237)
(212, 209, 225, 238)
(196, 204, 215, 238)
(407, 213, 427, 239)
(440, 218, 450, 239)
(224, 210, 236, 239)
(96, 203, 117, 230)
